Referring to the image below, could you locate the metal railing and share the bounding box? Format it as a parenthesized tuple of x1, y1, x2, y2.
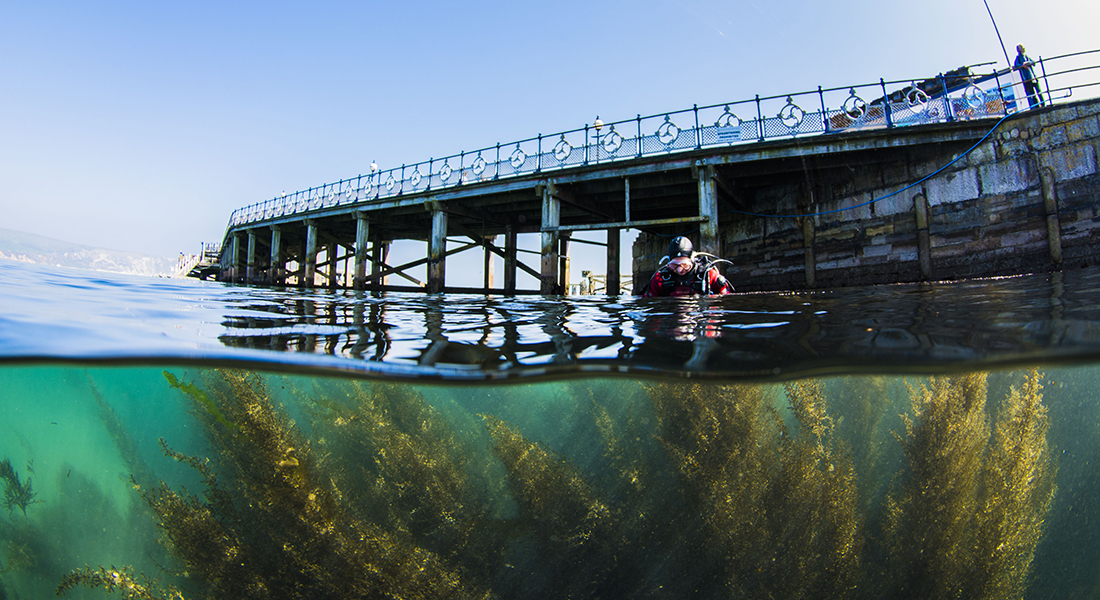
(226, 49, 1100, 231)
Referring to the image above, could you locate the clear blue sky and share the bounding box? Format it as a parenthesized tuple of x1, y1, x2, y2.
(1, 0, 1096, 282)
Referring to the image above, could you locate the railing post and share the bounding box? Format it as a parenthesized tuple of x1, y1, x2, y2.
(459, 151, 465, 185)
(495, 143, 500, 179)
(399, 164, 405, 195)
(636, 114, 642, 157)
(694, 104, 701, 148)
(427, 158, 433, 190)
(1038, 56, 1051, 106)
(755, 95, 764, 141)
(537, 134, 542, 172)
(881, 78, 893, 127)
(818, 86, 829, 133)
(938, 73, 956, 121)
(584, 124, 590, 164)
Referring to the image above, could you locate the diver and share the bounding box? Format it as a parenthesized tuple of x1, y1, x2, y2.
(642, 236, 734, 297)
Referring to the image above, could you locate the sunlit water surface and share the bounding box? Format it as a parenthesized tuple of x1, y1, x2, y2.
(2, 259, 1100, 599)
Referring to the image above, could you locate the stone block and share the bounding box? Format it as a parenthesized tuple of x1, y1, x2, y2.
(967, 141, 998, 166)
(862, 243, 893, 257)
(870, 190, 910, 217)
(1078, 102, 1100, 117)
(1000, 229, 1042, 247)
(1041, 106, 1079, 129)
(1041, 143, 1097, 180)
(979, 159, 1035, 195)
(1034, 124, 1069, 150)
(925, 168, 980, 206)
(864, 223, 895, 237)
(1067, 116, 1100, 143)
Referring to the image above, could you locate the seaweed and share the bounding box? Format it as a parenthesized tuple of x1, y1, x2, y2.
(0, 460, 39, 517)
(972, 369, 1058, 600)
(645, 380, 862, 598)
(56, 368, 1058, 600)
(56, 565, 185, 599)
(881, 370, 1057, 600)
(136, 370, 487, 600)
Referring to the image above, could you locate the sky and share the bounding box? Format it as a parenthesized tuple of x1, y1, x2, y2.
(2, 0, 1097, 285)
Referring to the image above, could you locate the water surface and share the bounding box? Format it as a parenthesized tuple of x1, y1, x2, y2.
(2, 259, 1100, 599)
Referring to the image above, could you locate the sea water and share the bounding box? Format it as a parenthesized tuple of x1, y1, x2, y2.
(2, 259, 1100, 599)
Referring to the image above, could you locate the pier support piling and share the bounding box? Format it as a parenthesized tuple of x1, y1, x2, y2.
(246, 230, 257, 283)
(1041, 167, 1063, 265)
(269, 226, 283, 285)
(504, 225, 517, 295)
(914, 194, 932, 280)
(304, 220, 318, 288)
(428, 206, 447, 294)
(696, 164, 719, 256)
(354, 213, 369, 290)
(541, 182, 561, 294)
(559, 232, 571, 295)
(484, 235, 496, 290)
(606, 228, 620, 295)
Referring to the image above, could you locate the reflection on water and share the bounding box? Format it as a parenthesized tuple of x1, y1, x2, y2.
(4, 260, 1100, 380)
(215, 268, 1100, 379)
(0, 364, 1096, 599)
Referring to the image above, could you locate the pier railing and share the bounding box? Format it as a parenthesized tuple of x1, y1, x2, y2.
(227, 49, 1100, 230)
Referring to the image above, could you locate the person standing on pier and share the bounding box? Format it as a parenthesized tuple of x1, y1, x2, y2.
(643, 236, 734, 297)
(1014, 44, 1044, 109)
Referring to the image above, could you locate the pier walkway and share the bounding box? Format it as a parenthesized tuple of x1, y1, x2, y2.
(215, 49, 1100, 294)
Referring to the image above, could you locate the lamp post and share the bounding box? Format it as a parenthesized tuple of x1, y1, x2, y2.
(593, 116, 604, 163)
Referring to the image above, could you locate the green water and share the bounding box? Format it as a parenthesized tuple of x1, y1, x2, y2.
(2, 363, 1097, 599)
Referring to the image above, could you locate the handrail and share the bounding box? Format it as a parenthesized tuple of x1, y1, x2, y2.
(224, 49, 1100, 234)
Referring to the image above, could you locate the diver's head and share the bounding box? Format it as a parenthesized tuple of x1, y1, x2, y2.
(668, 236, 693, 259)
(667, 236, 695, 273)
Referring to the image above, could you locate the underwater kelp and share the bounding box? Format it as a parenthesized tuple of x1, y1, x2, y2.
(884, 372, 991, 599)
(972, 370, 1057, 600)
(0, 460, 37, 518)
(56, 368, 1059, 600)
(57, 565, 185, 599)
(645, 380, 862, 599)
(882, 370, 1056, 600)
(130, 370, 487, 600)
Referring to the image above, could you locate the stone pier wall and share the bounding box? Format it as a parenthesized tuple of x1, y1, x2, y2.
(633, 98, 1100, 293)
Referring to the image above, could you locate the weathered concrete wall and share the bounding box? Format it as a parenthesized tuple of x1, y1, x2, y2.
(633, 98, 1100, 292)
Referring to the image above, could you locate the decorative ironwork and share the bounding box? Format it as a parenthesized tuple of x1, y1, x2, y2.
(385, 174, 397, 192)
(410, 168, 423, 189)
(906, 85, 930, 110)
(439, 161, 453, 182)
(843, 89, 867, 120)
(716, 105, 742, 128)
(510, 144, 527, 169)
(778, 96, 805, 129)
(602, 125, 623, 154)
(553, 135, 572, 161)
(964, 84, 987, 109)
(657, 116, 680, 145)
(471, 154, 487, 176)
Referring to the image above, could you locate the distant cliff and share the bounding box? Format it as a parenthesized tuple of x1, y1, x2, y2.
(0, 228, 175, 277)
